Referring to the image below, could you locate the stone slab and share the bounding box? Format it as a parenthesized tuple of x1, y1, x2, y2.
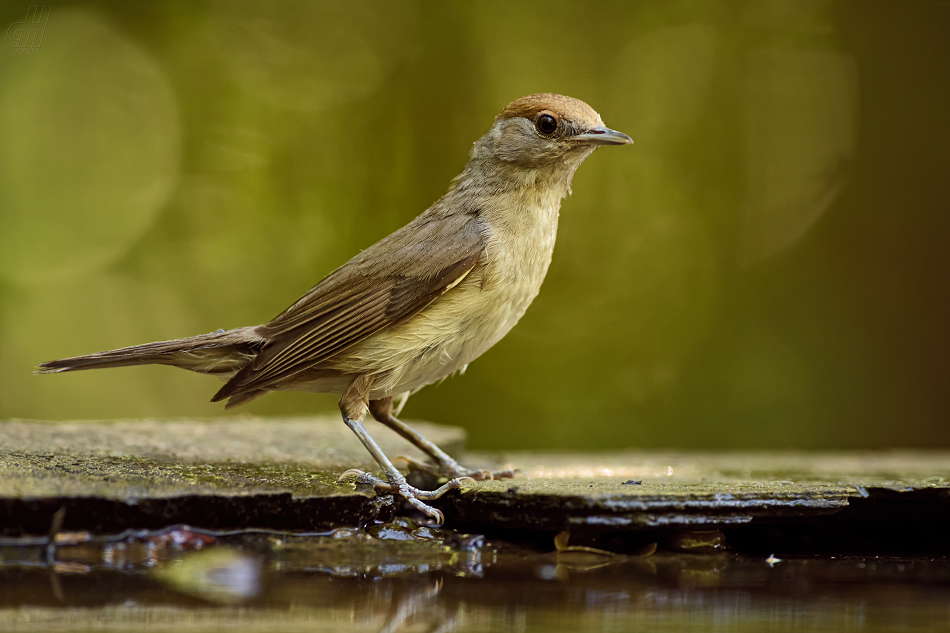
(5, 418, 950, 541)
(440, 450, 950, 534)
(0, 416, 465, 535)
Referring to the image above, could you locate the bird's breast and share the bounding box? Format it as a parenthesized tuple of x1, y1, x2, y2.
(419, 188, 563, 371)
(479, 191, 561, 326)
(329, 189, 563, 397)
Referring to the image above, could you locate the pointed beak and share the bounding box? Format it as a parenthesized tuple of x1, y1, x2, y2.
(571, 126, 633, 146)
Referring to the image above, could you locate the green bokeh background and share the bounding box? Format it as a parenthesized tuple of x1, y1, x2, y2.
(1, 1, 947, 451)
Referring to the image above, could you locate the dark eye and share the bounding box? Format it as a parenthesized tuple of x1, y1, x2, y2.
(536, 113, 558, 136)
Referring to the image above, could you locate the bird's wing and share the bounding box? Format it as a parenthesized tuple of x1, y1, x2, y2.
(212, 211, 484, 402)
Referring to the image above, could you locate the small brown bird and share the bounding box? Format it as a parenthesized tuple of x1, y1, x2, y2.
(37, 93, 632, 523)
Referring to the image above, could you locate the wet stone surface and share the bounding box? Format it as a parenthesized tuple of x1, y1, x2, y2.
(3, 418, 950, 555)
(4, 419, 950, 631)
(0, 417, 464, 535)
(434, 451, 950, 555)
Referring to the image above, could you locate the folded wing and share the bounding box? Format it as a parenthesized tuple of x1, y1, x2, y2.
(212, 209, 485, 403)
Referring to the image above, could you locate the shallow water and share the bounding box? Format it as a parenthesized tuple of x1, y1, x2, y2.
(2, 522, 948, 632)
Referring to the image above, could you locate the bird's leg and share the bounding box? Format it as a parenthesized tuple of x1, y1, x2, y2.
(369, 396, 521, 481)
(336, 376, 473, 525)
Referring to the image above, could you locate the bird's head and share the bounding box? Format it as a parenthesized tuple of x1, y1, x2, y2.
(475, 93, 631, 167)
(462, 93, 631, 194)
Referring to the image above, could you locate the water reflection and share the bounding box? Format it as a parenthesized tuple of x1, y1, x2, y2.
(1, 523, 949, 631)
(153, 548, 261, 603)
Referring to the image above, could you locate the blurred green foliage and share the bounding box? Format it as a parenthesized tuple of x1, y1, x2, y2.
(1, 1, 948, 450)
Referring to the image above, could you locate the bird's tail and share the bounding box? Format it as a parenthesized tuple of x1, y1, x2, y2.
(35, 326, 266, 378)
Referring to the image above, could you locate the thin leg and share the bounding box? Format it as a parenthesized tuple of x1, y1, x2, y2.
(339, 416, 473, 524)
(369, 397, 521, 481)
(336, 376, 474, 525)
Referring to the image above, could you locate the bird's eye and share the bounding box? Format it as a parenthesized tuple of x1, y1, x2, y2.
(536, 113, 558, 136)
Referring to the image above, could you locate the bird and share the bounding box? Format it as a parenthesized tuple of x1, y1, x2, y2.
(37, 93, 633, 524)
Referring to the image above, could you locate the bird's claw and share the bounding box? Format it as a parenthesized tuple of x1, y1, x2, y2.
(337, 469, 475, 526)
(395, 455, 526, 481)
(338, 468, 374, 483)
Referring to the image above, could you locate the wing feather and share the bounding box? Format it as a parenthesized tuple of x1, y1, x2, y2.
(211, 210, 484, 402)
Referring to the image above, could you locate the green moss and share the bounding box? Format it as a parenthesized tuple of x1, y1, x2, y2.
(0, 452, 358, 500)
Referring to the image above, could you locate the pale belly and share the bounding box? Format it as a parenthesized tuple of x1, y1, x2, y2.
(324, 203, 560, 399)
(325, 266, 541, 398)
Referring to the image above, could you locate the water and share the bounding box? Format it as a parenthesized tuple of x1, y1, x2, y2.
(2, 522, 948, 632)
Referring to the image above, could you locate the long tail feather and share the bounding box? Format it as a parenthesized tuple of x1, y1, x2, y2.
(36, 327, 266, 377)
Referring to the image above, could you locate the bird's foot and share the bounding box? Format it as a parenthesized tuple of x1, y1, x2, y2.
(395, 455, 525, 482)
(338, 468, 476, 525)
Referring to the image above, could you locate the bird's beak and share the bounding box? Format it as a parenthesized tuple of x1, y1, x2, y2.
(571, 126, 633, 146)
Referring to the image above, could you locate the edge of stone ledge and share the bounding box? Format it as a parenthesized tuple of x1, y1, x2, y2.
(0, 415, 466, 535)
